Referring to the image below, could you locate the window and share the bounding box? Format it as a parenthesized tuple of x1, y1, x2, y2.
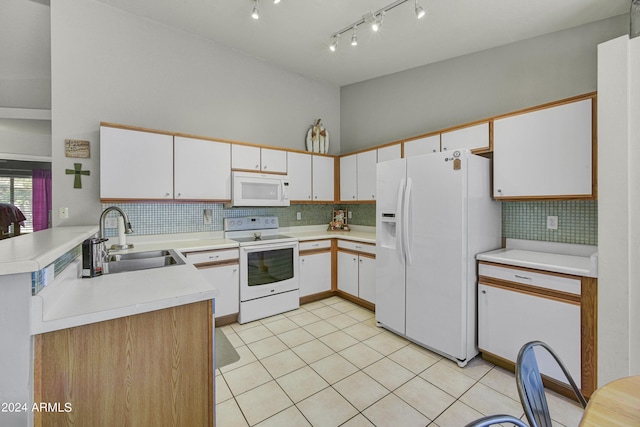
(0, 176, 33, 233)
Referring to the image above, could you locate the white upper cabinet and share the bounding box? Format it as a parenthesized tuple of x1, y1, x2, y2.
(377, 144, 401, 163)
(287, 151, 313, 201)
(231, 144, 261, 171)
(100, 126, 174, 200)
(174, 136, 231, 200)
(404, 135, 440, 157)
(261, 148, 287, 173)
(441, 122, 490, 152)
(231, 145, 287, 173)
(340, 154, 358, 201)
(493, 98, 593, 199)
(357, 150, 377, 201)
(312, 155, 334, 201)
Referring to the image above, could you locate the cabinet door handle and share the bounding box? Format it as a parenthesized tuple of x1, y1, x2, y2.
(481, 290, 487, 294)
(208, 255, 220, 260)
(165, 192, 171, 197)
(515, 274, 532, 280)
(255, 164, 260, 169)
(312, 244, 319, 247)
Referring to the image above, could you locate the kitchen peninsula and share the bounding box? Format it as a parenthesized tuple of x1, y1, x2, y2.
(0, 226, 219, 426)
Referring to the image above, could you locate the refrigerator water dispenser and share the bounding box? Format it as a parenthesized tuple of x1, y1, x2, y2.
(379, 212, 397, 249)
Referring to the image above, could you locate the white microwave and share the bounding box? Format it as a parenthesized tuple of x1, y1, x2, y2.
(229, 171, 290, 207)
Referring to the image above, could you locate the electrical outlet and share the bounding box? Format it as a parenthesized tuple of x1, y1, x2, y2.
(203, 209, 213, 225)
(43, 264, 55, 287)
(348, 211, 353, 219)
(58, 207, 69, 219)
(296, 212, 301, 221)
(547, 215, 559, 230)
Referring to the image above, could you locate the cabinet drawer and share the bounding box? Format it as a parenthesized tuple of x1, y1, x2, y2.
(479, 262, 580, 296)
(338, 240, 376, 255)
(299, 240, 331, 251)
(184, 248, 239, 265)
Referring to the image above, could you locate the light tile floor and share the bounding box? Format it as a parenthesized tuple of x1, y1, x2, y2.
(216, 296, 584, 427)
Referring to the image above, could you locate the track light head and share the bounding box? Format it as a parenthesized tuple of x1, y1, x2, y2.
(415, 0, 425, 19)
(273, 0, 280, 3)
(329, 34, 339, 52)
(251, 0, 259, 19)
(351, 26, 358, 46)
(371, 11, 385, 32)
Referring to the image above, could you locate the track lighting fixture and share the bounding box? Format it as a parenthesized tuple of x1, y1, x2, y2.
(273, 0, 280, 3)
(328, 0, 426, 52)
(415, 0, 426, 19)
(251, 0, 259, 19)
(350, 26, 358, 46)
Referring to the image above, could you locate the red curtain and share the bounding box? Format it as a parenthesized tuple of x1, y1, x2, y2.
(32, 169, 52, 231)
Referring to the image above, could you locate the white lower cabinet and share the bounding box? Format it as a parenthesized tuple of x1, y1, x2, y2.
(478, 264, 582, 388)
(299, 251, 332, 297)
(185, 249, 239, 319)
(337, 240, 376, 304)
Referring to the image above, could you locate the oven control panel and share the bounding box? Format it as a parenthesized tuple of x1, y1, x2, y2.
(224, 216, 279, 231)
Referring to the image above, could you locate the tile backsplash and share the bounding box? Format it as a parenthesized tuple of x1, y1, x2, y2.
(502, 200, 597, 245)
(102, 200, 597, 246)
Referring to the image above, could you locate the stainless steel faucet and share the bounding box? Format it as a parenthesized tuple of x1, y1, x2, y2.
(99, 206, 134, 239)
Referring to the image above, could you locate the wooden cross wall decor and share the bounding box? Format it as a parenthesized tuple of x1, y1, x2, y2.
(65, 163, 90, 189)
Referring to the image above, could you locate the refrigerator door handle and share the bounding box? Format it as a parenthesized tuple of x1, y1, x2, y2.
(396, 178, 406, 265)
(403, 177, 413, 265)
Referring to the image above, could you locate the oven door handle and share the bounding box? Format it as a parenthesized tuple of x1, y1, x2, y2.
(241, 241, 298, 252)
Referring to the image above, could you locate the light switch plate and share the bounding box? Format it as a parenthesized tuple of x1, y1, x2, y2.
(203, 209, 213, 225)
(547, 215, 559, 230)
(104, 217, 118, 228)
(296, 212, 301, 220)
(58, 207, 69, 219)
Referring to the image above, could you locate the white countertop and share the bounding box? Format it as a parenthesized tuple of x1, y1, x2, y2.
(0, 225, 99, 275)
(477, 239, 598, 278)
(31, 257, 217, 334)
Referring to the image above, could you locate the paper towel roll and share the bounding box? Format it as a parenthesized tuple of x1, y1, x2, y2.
(117, 216, 127, 246)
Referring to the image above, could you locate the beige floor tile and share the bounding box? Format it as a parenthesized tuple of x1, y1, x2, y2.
(260, 349, 307, 379)
(301, 300, 327, 311)
(345, 307, 375, 322)
(258, 312, 287, 324)
(340, 414, 376, 427)
(237, 324, 275, 345)
(235, 381, 293, 426)
(288, 310, 322, 327)
(322, 296, 346, 305)
(220, 345, 258, 373)
(362, 393, 430, 427)
(292, 339, 335, 364)
(303, 320, 339, 338)
(332, 300, 360, 313)
(223, 361, 273, 396)
(326, 313, 360, 329)
(231, 319, 264, 333)
(361, 317, 379, 328)
(310, 353, 359, 384)
(225, 332, 245, 348)
(297, 387, 359, 427)
(459, 382, 523, 418)
(319, 330, 359, 352)
(333, 371, 390, 411)
(254, 406, 312, 427)
(363, 332, 409, 356)
(363, 358, 415, 391)
(342, 322, 381, 342)
(277, 326, 316, 348)
(215, 374, 233, 404)
(247, 335, 288, 359)
(441, 355, 494, 380)
(276, 365, 330, 403)
(388, 345, 440, 374)
(310, 305, 342, 319)
(263, 317, 299, 335)
(216, 398, 250, 427)
(339, 343, 384, 369)
(420, 360, 477, 398)
(432, 400, 484, 427)
(479, 366, 520, 402)
(394, 376, 456, 420)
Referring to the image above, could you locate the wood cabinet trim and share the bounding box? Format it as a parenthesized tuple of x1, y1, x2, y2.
(479, 276, 581, 305)
(581, 277, 598, 397)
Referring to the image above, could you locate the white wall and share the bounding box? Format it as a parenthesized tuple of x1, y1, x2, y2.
(50, 0, 340, 226)
(341, 15, 627, 152)
(597, 35, 640, 385)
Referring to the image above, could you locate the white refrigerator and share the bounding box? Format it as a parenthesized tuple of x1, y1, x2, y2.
(376, 149, 501, 367)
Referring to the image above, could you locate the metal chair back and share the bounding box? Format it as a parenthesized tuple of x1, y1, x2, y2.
(516, 341, 587, 427)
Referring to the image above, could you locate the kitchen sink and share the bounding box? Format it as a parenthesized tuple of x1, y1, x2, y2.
(104, 249, 185, 274)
